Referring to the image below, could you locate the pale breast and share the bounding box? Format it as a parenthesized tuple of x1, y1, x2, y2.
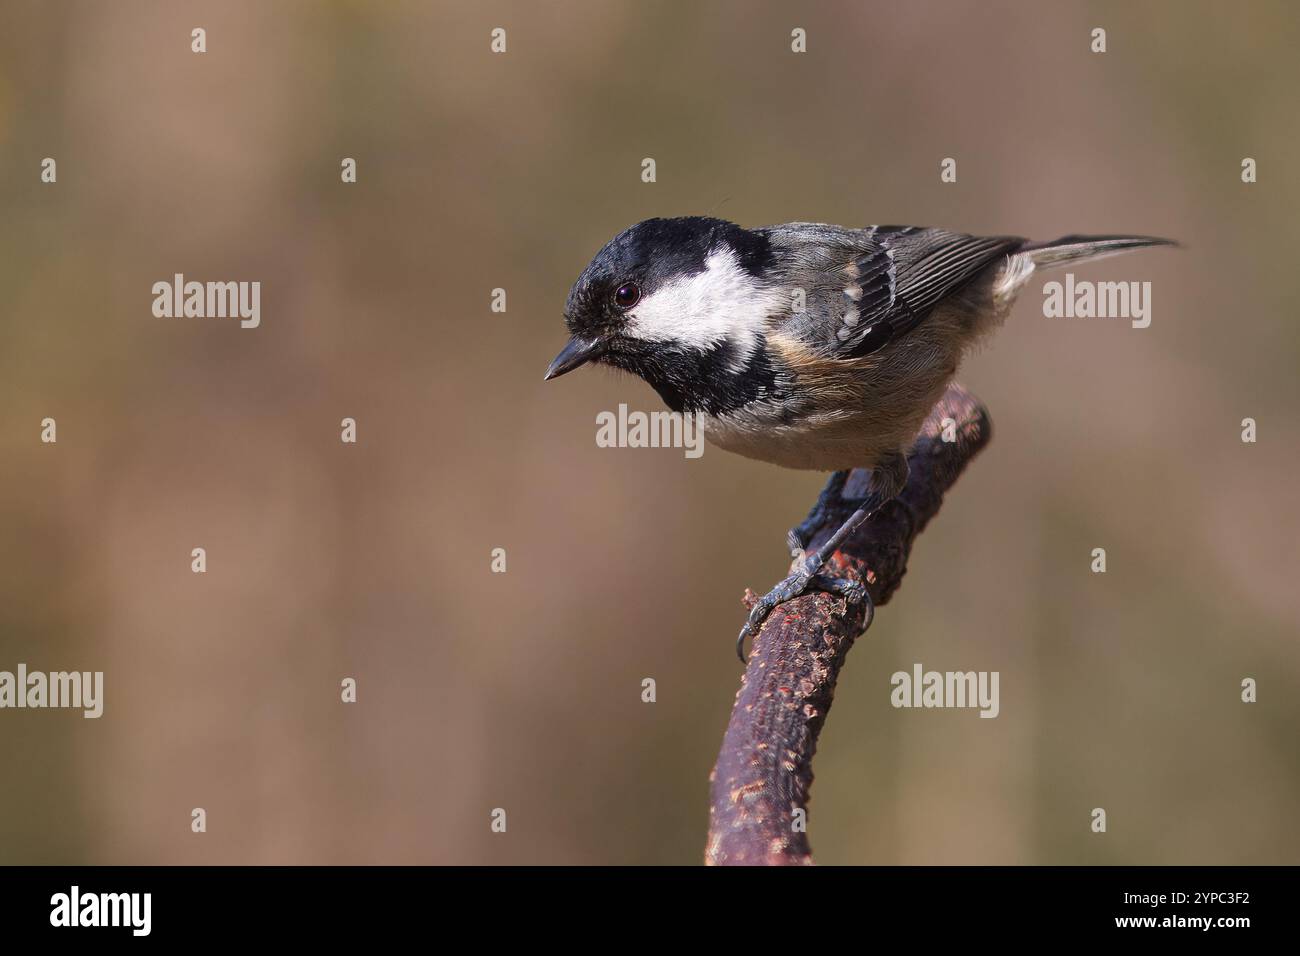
(699, 405, 904, 472)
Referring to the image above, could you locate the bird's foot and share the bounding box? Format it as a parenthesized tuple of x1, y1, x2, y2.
(745, 456, 904, 662)
(735, 556, 869, 661)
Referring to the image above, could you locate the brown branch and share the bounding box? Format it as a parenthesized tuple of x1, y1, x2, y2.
(705, 383, 992, 866)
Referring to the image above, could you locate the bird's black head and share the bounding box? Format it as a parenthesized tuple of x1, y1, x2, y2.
(544, 217, 779, 411)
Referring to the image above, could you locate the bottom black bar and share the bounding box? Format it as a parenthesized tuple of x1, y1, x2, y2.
(0, 866, 1282, 941)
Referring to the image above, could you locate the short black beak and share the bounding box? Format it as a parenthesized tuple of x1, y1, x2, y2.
(544, 335, 604, 381)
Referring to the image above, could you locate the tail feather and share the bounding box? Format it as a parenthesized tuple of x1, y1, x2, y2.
(1022, 234, 1178, 269)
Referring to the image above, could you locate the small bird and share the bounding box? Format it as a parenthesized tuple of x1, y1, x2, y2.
(545, 217, 1174, 659)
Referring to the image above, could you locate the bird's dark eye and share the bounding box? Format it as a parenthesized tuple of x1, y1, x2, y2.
(613, 282, 640, 309)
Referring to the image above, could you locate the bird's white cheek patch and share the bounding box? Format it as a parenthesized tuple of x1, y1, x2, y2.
(624, 247, 783, 355)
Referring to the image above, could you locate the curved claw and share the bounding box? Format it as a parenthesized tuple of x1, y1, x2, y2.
(736, 565, 815, 662)
(736, 598, 773, 661)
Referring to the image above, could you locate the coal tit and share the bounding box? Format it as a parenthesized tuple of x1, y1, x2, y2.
(545, 217, 1174, 659)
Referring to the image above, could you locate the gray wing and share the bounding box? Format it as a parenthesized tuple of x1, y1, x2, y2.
(769, 224, 1025, 358)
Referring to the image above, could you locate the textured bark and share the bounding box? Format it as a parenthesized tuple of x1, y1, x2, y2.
(705, 383, 992, 865)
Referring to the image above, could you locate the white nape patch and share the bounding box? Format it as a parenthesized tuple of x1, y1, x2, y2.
(624, 247, 783, 369)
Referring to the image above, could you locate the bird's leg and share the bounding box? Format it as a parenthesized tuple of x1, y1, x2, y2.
(738, 453, 909, 662)
(786, 470, 850, 558)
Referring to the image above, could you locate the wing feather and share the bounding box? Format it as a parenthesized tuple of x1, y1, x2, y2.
(832, 228, 1024, 357)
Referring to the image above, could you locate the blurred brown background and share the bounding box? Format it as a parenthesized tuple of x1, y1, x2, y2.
(1, 0, 1297, 865)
